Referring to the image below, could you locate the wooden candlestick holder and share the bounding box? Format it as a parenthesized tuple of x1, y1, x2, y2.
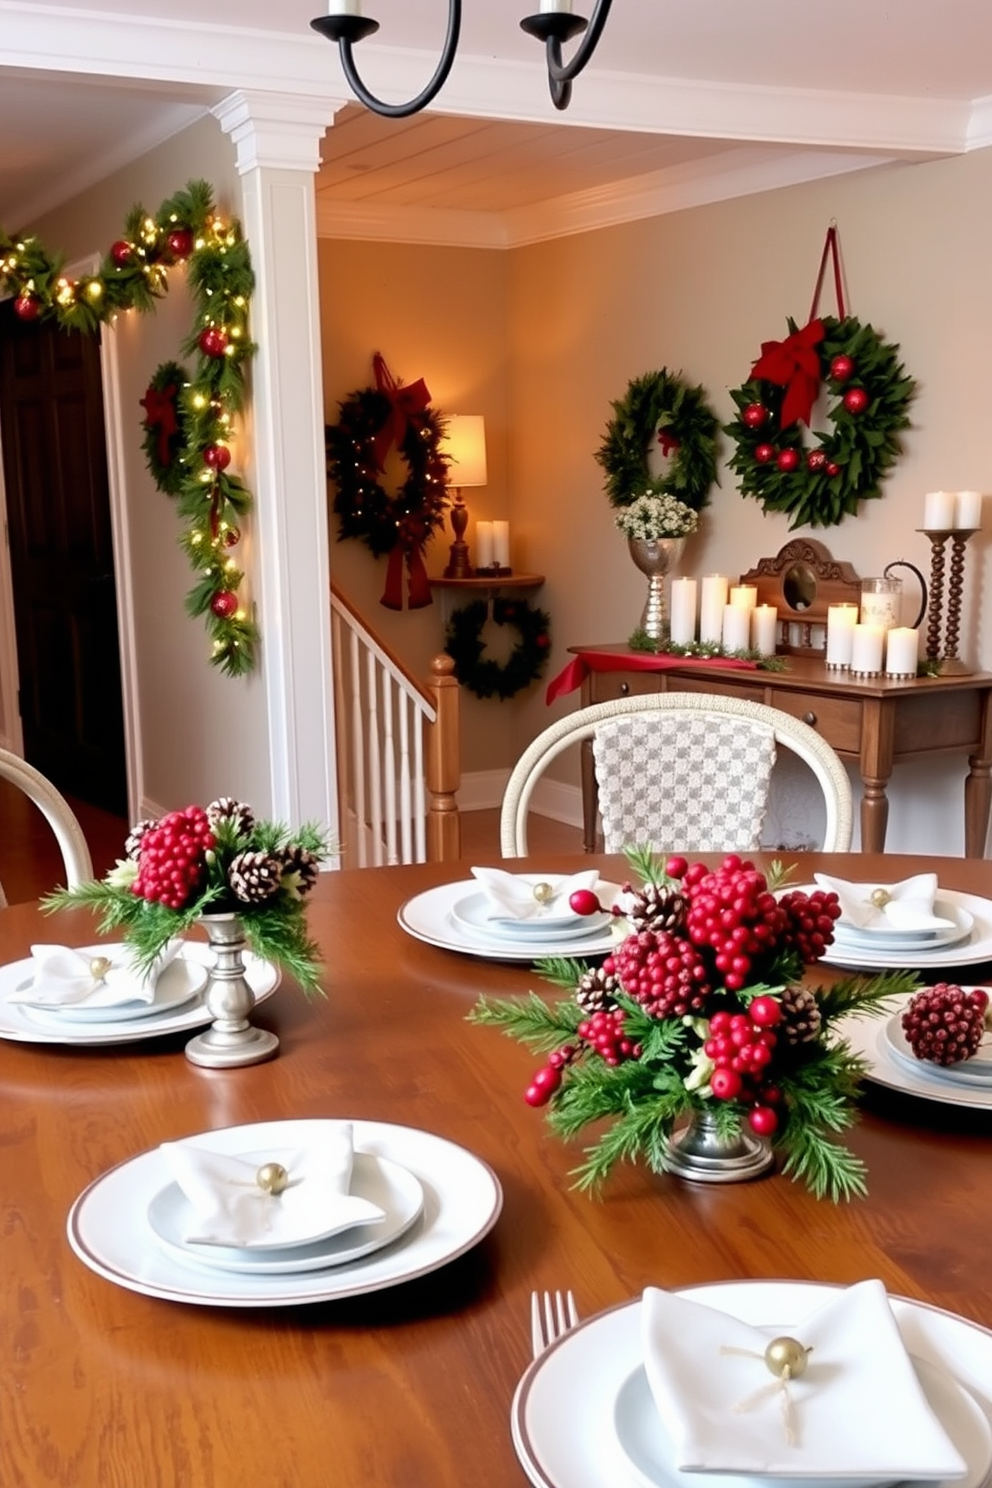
(919, 527, 977, 674)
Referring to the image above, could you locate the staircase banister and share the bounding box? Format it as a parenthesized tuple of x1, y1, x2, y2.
(330, 583, 434, 715)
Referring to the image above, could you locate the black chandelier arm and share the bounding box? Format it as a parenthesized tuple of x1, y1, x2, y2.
(311, 0, 462, 120)
(520, 0, 613, 111)
(545, 0, 613, 85)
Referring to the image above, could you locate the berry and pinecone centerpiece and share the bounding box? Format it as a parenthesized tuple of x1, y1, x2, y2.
(471, 849, 919, 1201)
(45, 798, 332, 995)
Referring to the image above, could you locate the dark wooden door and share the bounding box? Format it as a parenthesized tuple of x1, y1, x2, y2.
(0, 302, 127, 814)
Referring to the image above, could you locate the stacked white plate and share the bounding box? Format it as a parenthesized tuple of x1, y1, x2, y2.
(797, 888, 992, 972)
(68, 1118, 503, 1305)
(399, 876, 622, 962)
(511, 1281, 992, 1488)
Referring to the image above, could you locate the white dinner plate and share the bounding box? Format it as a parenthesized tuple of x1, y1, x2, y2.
(67, 1118, 502, 1305)
(13, 949, 207, 1024)
(611, 1355, 988, 1488)
(511, 1281, 992, 1488)
(884, 1013, 992, 1089)
(832, 900, 974, 954)
(399, 879, 620, 961)
(801, 888, 992, 971)
(842, 994, 992, 1111)
(450, 892, 611, 944)
(147, 1150, 425, 1275)
(0, 943, 279, 1046)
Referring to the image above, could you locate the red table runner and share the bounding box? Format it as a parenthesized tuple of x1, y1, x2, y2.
(545, 648, 759, 704)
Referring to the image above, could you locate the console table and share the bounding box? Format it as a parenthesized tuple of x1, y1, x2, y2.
(562, 645, 992, 856)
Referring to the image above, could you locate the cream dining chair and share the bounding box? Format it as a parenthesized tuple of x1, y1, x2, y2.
(499, 692, 854, 859)
(0, 748, 94, 907)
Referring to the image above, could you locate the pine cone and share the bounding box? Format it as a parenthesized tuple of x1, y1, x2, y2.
(575, 965, 619, 1013)
(207, 796, 256, 839)
(779, 985, 823, 1044)
(228, 849, 282, 904)
(281, 845, 320, 899)
(625, 883, 688, 935)
(124, 819, 157, 861)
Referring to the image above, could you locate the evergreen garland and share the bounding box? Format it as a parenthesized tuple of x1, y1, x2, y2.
(595, 368, 720, 512)
(726, 315, 916, 530)
(444, 596, 552, 700)
(0, 179, 259, 677)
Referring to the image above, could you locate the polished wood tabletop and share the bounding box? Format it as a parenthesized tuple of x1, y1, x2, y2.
(5, 852, 992, 1488)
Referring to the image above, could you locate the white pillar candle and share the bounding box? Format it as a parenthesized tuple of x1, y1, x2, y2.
(955, 490, 983, 529)
(669, 577, 697, 646)
(475, 520, 494, 569)
(539, 0, 573, 10)
(700, 574, 728, 643)
(924, 490, 956, 530)
(327, 0, 362, 13)
(826, 603, 858, 667)
(751, 604, 777, 656)
(885, 626, 919, 676)
(722, 603, 751, 652)
(492, 520, 510, 569)
(729, 584, 758, 612)
(851, 623, 884, 675)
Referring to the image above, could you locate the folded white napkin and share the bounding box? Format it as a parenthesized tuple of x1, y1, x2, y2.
(641, 1279, 966, 1478)
(814, 872, 954, 933)
(160, 1122, 386, 1249)
(6, 941, 181, 1008)
(470, 867, 601, 921)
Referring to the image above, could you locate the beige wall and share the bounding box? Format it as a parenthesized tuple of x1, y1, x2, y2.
(29, 115, 273, 815)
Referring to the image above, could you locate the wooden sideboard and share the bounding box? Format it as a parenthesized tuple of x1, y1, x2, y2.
(566, 646, 992, 856)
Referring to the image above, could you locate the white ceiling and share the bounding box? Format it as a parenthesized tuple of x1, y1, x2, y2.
(2, 0, 992, 242)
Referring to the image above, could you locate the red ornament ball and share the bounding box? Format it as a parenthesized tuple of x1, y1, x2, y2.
(13, 295, 41, 322)
(742, 403, 768, 430)
(210, 590, 239, 619)
(110, 240, 133, 267)
(806, 449, 827, 472)
(754, 444, 776, 465)
(830, 354, 855, 382)
(748, 1105, 779, 1136)
(203, 444, 232, 471)
(223, 526, 241, 548)
(167, 227, 195, 260)
(569, 888, 603, 917)
(826, 462, 841, 477)
(842, 387, 869, 415)
(776, 448, 800, 472)
(198, 327, 229, 359)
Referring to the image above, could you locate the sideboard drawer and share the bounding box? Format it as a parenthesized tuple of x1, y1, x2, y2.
(767, 691, 863, 754)
(587, 671, 766, 706)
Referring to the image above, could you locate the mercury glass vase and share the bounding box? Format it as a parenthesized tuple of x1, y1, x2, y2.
(665, 1107, 774, 1184)
(184, 911, 279, 1069)
(627, 536, 686, 641)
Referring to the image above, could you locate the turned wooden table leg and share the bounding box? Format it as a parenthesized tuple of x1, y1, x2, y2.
(859, 698, 894, 854)
(859, 780, 890, 855)
(964, 690, 992, 857)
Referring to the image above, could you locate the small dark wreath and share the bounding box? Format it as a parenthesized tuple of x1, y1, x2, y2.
(140, 359, 192, 496)
(444, 597, 552, 701)
(325, 387, 449, 558)
(595, 368, 720, 512)
(726, 315, 916, 529)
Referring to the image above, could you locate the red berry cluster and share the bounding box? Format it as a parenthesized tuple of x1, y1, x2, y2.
(132, 805, 216, 910)
(578, 1008, 641, 1067)
(606, 929, 710, 1017)
(680, 856, 788, 991)
(902, 984, 989, 1066)
(778, 888, 842, 963)
(524, 1043, 578, 1107)
(704, 997, 783, 1132)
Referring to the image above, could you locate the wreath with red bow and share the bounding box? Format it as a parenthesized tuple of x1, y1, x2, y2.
(726, 229, 916, 529)
(325, 354, 450, 609)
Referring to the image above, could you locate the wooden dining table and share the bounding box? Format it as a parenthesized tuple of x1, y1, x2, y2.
(5, 851, 992, 1488)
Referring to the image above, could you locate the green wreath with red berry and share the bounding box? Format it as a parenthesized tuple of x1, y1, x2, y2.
(595, 367, 719, 513)
(444, 596, 552, 700)
(726, 315, 916, 530)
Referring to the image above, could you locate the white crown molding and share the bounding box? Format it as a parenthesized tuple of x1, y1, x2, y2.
(0, 2, 979, 158)
(213, 92, 346, 175)
(967, 94, 992, 148)
(316, 145, 894, 250)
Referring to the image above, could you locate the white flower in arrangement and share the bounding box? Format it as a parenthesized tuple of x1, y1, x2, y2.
(615, 491, 699, 541)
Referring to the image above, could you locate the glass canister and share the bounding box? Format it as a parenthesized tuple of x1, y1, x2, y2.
(860, 577, 902, 630)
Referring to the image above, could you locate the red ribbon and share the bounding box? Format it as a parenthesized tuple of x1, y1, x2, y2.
(750, 319, 824, 430)
(371, 352, 431, 473)
(657, 430, 681, 458)
(545, 649, 759, 704)
(380, 517, 433, 611)
(140, 384, 178, 465)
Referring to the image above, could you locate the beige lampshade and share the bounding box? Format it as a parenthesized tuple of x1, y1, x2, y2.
(442, 415, 488, 488)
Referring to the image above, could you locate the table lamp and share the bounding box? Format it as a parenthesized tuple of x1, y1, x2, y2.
(441, 415, 488, 577)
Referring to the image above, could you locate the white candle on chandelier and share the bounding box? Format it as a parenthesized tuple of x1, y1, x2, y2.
(539, 0, 573, 11)
(699, 575, 728, 643)
(327, 0, 362, 13)
(669, 578, 697, 646)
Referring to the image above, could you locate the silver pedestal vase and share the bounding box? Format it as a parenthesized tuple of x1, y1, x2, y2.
(627, 536, 686, 641)
(665, 1108, 774, 1184)
(185, 912, 279, 1069)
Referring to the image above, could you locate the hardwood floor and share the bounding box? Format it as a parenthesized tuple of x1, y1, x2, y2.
(0, 789, 583, 906)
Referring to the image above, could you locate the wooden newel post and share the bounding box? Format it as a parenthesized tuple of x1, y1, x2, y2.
(425, 653, 461, 862)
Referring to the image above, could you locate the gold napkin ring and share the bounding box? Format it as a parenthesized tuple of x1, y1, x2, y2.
(532, 882, 555, 906)
(721, 1337, 813, 1445)
(255, 1162, 290, 1195)
(89, 956, 113, 982)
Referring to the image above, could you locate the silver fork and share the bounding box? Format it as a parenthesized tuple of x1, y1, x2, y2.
(530, 1289, 580, 1358)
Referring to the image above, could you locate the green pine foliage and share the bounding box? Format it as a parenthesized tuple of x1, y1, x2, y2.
(595, 369, 720, 512)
